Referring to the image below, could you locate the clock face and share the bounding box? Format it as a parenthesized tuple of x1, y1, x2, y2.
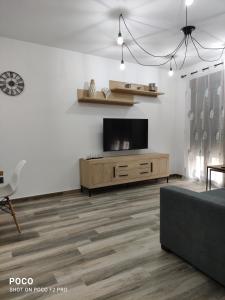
(0, 71, 25, 96)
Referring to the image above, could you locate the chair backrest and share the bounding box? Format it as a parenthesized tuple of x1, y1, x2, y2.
(9, 160, 27, 193)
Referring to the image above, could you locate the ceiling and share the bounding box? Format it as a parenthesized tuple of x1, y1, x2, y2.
(0, 0, 224, 68)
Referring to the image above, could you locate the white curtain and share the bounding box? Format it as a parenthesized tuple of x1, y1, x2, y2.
(185, 69, 225, 184)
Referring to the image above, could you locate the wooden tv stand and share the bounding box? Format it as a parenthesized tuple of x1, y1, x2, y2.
(80, 153, 169, 196)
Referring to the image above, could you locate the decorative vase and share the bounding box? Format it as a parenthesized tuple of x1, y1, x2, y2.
(88, 79, 96, 97)
(149, 83, 156, 91)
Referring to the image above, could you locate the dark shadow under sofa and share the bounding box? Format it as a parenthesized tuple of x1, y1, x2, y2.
(160, 186, 225, 287)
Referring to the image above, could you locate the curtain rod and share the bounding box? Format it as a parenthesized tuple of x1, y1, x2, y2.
(181, 62, 224, 79)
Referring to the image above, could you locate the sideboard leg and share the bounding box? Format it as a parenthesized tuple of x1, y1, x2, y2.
(88, 189, 92, 197)
(167, 177, 169, 183)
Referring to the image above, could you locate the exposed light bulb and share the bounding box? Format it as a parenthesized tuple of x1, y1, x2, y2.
(168, 67, 174, 77)
(117, 32, 123, 45)
(120, 60, 125, 70)
(185, 0, 194, 6)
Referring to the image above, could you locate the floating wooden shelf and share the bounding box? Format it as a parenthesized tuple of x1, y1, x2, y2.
(109, 80, 164, 97)
(77, 89, 134, 106)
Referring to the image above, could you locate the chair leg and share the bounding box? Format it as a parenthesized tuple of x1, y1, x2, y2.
(6, 197, 21, 234)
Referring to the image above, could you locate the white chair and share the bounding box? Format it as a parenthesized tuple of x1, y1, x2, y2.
(0, 160, 26, 233)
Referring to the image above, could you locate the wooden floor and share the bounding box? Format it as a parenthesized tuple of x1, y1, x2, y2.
(0, 179, 225, 300)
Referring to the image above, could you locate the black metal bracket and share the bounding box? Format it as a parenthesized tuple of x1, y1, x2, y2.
(181, 25, 196, 36)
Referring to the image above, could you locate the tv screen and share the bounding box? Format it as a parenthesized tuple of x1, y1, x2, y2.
(103, 118, 148, 151)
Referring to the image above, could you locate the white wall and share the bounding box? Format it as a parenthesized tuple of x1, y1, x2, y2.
(0, 37, 177, 198)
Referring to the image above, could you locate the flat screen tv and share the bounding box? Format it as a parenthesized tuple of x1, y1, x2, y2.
(103, 118, 148, 151)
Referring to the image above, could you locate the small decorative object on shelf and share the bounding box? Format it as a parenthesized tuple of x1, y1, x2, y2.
(102, 88, 111, 99)
(88, 79, 96, 97)
(149, 83, 156, 92)
(137, 86, 143, 90)
(125, 83, 131, 88)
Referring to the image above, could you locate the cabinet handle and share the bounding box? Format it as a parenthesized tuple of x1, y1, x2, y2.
(140, 163, 148, 166)
(140, 171, 149, 175)
(119, 165, 128, 168)
(151, 162, 153, 172)
(113, 167, 116, 177)
(119, 174, 128, 177)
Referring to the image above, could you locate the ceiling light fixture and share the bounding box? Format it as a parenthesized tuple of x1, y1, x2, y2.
(168, 67, 174, 77)
(185, 0, 194, 6)
(117, 15, 124, 45)
(120, 60, 125, 70)
(117, 0, 225, 74)
(117, 32, 123, 45)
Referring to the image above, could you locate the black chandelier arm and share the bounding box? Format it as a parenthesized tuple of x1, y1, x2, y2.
(169, 37, 187, 58)
(179, 36, 189, 70)
(191, 36, 225, 50)
(121, 42, 124, 61)
(168, 37, 188, 66)
(173, 55, 178, 69)
(120, 13, 185, 59)
(119, 13, 122, 33)
(191, 35, 225, 62)
(123, 43, 172, 67)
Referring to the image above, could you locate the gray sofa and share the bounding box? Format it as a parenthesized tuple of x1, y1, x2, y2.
(160, 186, 225, 287)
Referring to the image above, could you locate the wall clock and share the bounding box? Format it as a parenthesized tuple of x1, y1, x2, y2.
(0, 71, 25, 96)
